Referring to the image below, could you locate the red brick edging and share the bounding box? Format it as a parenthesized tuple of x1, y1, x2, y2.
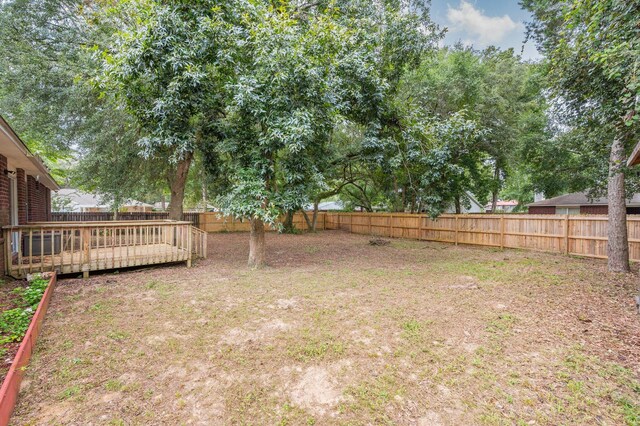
(0, 273, 57, 425)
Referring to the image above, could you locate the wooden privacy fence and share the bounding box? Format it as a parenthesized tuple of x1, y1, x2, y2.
(324, 212, 640, 262)
(197, 212, 327, 233)
(3, 220, 207, 278)
(51, 212, 200, 228)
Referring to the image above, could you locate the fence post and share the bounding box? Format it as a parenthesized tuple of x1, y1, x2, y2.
(454, 216, 459, 246)
(389, 214, 394, 238)
(564, 214, 570, 254)
(349, 214, 353, 233)
(500, 215, 505, 249)
(368, 215, 372, 235)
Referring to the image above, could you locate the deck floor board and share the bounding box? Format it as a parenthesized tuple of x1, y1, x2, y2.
(9, 243, 190, 277)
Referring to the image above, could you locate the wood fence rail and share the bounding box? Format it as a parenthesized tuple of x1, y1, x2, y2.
(323, 212, 640, 262)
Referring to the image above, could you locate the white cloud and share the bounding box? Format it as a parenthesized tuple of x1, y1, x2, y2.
(446, 1, 522, 45)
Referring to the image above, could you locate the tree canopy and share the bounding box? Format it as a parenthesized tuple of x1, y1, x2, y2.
(0, 0, 575, 267)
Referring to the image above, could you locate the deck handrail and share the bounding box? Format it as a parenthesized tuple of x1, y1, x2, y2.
(4, 220, 193, 229)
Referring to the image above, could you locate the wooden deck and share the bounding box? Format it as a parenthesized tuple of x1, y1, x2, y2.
(3, 221, 207, 278)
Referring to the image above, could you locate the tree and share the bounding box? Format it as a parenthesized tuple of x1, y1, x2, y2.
(0, 0, 83, 171)
(398, 46, 550, 212)
(523, 0, 640, 272)
(0, 0, 177, 212)
(213, 0, 437, 267)
(94, 0, 232, 220)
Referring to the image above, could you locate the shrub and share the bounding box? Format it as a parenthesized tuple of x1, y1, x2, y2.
(0, 276, 50, 345)
(0, 308, 32, 343)
(22, 278, 49, 308)
(13, 277, 49, 308)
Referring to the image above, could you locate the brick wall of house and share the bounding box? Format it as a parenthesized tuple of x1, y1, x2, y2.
(16, 169, 27, 225)
(0, 155, 9, 276)
(527, 206, 555, 215)
(45, 188, 51, 221)
(27, 175, 50, 223)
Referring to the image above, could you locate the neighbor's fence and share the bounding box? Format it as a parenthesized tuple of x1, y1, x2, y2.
(51, 212, 200, 228)
(323, 212, 640, 262)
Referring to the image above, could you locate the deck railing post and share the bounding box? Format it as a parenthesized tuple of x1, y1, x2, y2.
(82, 227, 90, 278)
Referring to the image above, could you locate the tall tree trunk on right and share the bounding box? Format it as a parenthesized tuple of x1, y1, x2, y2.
(248, 217, 266, 268)
(607, 138, 630, 272)
(167, 153, 193, 221)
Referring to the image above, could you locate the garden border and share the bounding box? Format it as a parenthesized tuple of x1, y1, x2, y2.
(0, 272, 57, 425)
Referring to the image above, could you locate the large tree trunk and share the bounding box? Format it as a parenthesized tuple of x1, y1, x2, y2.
(248, 217, 266, 268)
(607, 138, 630, 272)
(282, 211, 295, 233)
(311, 201, 320, 231)
(301, 210, 313, 231)
(167, 153, 193, 221)
(454, 196, 461, 214)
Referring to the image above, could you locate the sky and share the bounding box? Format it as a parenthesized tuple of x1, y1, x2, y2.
(429, 0, 541, 60)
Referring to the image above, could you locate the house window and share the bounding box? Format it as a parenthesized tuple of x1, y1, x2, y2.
(555, 207, 580, 215)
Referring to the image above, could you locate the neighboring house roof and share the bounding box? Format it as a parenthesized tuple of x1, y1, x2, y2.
(485, 200, 518, 209)
(462, 192, 484, 211)
(54, 188, 108, 210)
(0, 115, 60, 190)
(444, 191, 484, 213)
(318, 201, 344, 210)
(124, 200, 154, 208)
(527, 191, 640, 208)
(305, 200, 345, 211)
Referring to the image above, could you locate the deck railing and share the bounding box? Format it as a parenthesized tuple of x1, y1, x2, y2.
(3, 220, 206, 278)
(191, 226, 208, 259)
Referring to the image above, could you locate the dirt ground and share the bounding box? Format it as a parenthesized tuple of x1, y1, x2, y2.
(10, 231, 640, 425)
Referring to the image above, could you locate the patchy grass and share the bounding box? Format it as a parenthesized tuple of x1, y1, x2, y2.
(10, 231, 640, 425)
